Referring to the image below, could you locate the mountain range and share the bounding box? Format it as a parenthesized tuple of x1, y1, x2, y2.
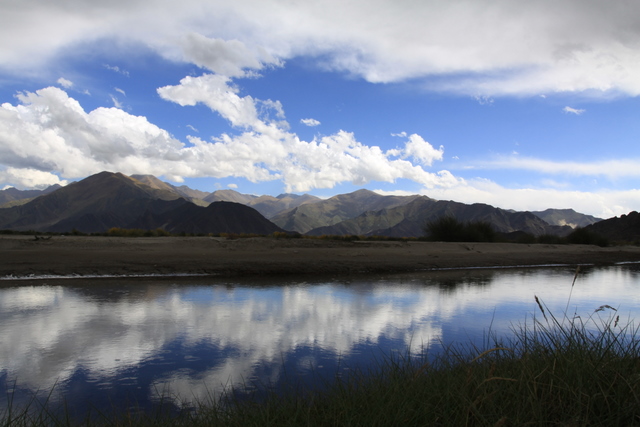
(0, 172, 282, 235)
(0, 171, 614, 239)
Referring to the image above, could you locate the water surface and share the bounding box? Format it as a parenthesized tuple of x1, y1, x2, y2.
(1, 265, 639, 417)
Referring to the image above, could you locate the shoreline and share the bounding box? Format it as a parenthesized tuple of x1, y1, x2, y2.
(2, 235, 640, 281)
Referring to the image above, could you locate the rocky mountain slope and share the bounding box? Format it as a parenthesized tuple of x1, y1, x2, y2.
(0, 172, 283, 234)
(0, 171, 603, 238)
(270, 189, 421, 234)
(307, 196, 572, 238)
(531, 208, 602, 228)
(0, 185, 62, 208)
(583, 211, 640, 243)
(128, 201, 285, 235)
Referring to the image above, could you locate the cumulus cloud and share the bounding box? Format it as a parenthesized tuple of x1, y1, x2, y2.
(3, 0, 640, 95)
(386, 134, 444, 167)
(563, 106, 585, 115)
(300, 118, 320, 127)
(181, 34, 279, 77)
(400, 134, 444, 166)
(158, 74, 263, 128)
(57, 77, 73, 88)
(0, 85, 453, 192)
(0, 167, 67, 190)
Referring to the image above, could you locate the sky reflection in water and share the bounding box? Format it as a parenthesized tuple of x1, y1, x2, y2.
(1, 265, 639, 415)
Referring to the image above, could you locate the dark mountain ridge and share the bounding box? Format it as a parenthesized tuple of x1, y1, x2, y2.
(307, 196, 572, 238)
(583, 211, 640, 243)
(0, 184, 62, 207)
(128, 201, 285, 235)
(270, 189, 422, 233)
(0, 172, 187, 232)
(0, 171, 603, 238)
(531, 208, 602, 228)
(0, 172, 284, 234)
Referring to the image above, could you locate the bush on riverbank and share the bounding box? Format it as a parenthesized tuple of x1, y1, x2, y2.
(422, 216, 610, 246)
(4, 294, 639, 426)
(423, 216, 498, 242)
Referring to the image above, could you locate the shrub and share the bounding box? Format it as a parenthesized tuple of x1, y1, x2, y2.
(107, 228, 171, 237)
(423, 216, 496, 242)
(423, 216, 466, 241)
(566, 227, 609, 247)
(272, 231, 302, 239)
(536, 234, 565, 244)
(465, 220, 497, 242)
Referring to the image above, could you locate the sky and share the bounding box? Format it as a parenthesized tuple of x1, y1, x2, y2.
(0, 0, 639, 219)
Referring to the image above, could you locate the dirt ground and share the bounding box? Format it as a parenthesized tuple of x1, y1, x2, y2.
(1, 235, 639, 281)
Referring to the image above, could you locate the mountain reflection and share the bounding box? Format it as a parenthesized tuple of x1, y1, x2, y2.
(1, 265, 639, 408)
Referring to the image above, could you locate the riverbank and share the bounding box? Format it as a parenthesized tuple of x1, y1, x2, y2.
(1, 235, 639, 280)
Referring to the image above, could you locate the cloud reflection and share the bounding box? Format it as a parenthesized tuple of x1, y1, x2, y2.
(0, 266, 639, 407)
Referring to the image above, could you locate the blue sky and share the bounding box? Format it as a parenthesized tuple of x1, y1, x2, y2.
(0, 0, 639, 218)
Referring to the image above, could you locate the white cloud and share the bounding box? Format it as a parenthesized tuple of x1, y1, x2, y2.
(563, 106, 585, 115)
(401, 134, 444, 166)
(474, 95, 494, 105)
(386, 134, 444, 167)
(300, 118, 320, 127)
(470, 155, 640, 180)
(180, 33, 279, 77)
(104, 64, 129, 77)
(109, 94, 123, 109)
(425, 178, 637, 219)
(0, 167, 67, 190)
(115, 87, 126, 96)
(0, 85, 453, 192)
(157, 74, 261, 128)
(227, 183, 238, 189)
(3, 1, 640, 95)
(57, 77, 73, 88)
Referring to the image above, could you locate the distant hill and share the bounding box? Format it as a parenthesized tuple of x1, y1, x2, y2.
(307, 196, 572, 238)
(583, 211, 640, 243)
(531, 208, 602, 228)
(0, 172, 187, 232)
(204, 189, 257, 204)
(0, 172, 283, 234)
(0, 185, 62, 208)
(0, 171, 605, 239)
(131, 174, 209, 206)
(247, 193, 322, 218)
(128, 201, 285, 235)
(270, 189, 421, 234)
(165, 188, 322, 218)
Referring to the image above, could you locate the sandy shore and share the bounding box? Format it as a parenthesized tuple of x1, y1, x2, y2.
(1, 235, 639, 281)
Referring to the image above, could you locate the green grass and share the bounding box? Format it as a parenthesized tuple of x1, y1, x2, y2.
(4, 272, 640, 426)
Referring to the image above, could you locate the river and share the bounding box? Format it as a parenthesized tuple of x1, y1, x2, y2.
(1, 264, 639, 419)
